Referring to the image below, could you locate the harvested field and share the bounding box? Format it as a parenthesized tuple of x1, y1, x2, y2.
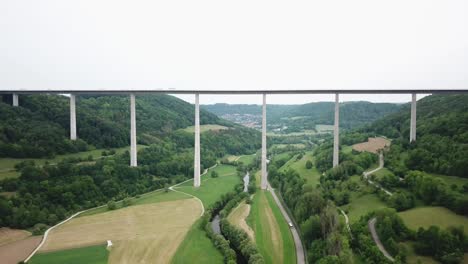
(227, 201, 255, 241)
(41, 199, 202, 264)
(352, 137, 390, 153)
(0, 235, 42, 264)
(0, 228, 31, 246)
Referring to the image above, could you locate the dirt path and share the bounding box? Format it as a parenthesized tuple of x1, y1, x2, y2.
(338, 209, 352, 237)
(363, 153, 393, 196)
(368, 217, 395, 262)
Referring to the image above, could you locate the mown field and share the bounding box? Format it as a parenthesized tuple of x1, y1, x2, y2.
(248, 189, 296, 264)
(398, 206, 468, 231)
(182, 124, 228, 133)
(278, 151, 321, 188)
(343, 193, 388, 223)
(33, 190, 200, 264)
(237, 154, 256, 166)
(227, 201, 254, 241)
(30, 244, 109, 264)
(171, 164, 240, 264)
(0, 145, 146, 180)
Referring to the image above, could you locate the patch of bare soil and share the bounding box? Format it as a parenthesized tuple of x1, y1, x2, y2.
(0, 235, 42, 264)
(352, 137, 391, 153)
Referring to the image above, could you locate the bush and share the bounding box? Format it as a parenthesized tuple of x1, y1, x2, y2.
(306, 160, 313, 169)
(107, 201, 116, 210)
(211, 171, 219, 178)
(122, 197, 133, 207)
(32, 223, 48, 235)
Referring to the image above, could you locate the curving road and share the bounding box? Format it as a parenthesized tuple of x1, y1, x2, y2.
(363, 153, 393, 196)
(368, 218, 395, 262)
(267, 183, 306, 264)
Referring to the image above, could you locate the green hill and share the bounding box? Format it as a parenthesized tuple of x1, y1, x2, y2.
(203, 101, 401, 131)
(0, 94, 226, 158)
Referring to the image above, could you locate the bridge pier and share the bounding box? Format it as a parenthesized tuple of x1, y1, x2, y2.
(70, 94, 77, 140)
(130, 93, 137, 167)
(410, 93, 417, 142)
(261, 93, 267, 189)
(194, 93, 201, 187)
(333, 93, 340, 167)
(12, 93, 18, 107)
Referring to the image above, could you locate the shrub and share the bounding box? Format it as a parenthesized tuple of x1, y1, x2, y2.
(107, 201, 116, 210)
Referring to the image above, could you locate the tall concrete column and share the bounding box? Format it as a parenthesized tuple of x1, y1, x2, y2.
(333, 93, 340, 167)
(194, 93, 201, 187)
(70, 94, 77, 140)
(130, 93, 137, 167)
(12, 93, 18, 107)
(261, 93, 267, 190)
(410, 93, 417, 142)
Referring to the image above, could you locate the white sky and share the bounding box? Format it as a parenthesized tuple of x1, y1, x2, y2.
(0, 1, 467, 104)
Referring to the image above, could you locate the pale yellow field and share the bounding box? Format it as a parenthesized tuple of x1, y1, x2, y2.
(41, 199, 202, 264)
(227, 201, 255, 241)
(0, 228, 31, 246)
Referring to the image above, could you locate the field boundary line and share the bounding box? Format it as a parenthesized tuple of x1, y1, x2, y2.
(169, 163, 218, 217)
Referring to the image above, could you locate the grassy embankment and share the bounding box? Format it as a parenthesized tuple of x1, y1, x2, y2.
(245, 170, 296, 264)
(171, 164, 241, 264)
(0, 145, 146, 180)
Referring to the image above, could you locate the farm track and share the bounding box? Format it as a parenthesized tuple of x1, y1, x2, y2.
(368, 218, 395, 262)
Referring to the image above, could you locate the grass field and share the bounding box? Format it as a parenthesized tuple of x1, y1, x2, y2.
(175, 164, 240, 207)
(315, 124, 334, 133)
(430, 173, 468, 188)
(171, 164, 240, 264)
(171, 219, 224, 264)
(80, 190, 189, 217)
(398, 206, 468, 231)
(0, 145, 146, 180)
(247, 190, 296, 264)
(278, 152, 321, 188)
(400, 242, 439, 264)
(237, 154, 256, 167)
(342, 145, 353, 155)
(343, 193, 388, 223)
(182, 124, 228, 133)
(227, 201, 255, 241)
(30, 244, 108, 264)
(40, 198, 201, 264)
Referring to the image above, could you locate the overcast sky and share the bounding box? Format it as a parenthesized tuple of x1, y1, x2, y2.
(1, 1, 467, 104)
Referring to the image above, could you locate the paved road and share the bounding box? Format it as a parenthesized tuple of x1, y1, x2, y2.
(368, 218, 395, 262)
(363, 153, 393, 196)
(267, 183, 306, 264)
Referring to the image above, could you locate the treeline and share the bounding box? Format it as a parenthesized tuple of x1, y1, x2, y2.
(201, 166, 264, 264)
(204, 101, 401, 130)
(363, 94, 468, 178)
(268, 165, 353, 263)
(0, 94, 225, 158)
(351, 208, 468, 264)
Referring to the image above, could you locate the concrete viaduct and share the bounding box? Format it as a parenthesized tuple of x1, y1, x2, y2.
(4, 89, 465, 189)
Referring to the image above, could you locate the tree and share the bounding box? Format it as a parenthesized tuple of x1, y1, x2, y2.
(211, 171, 219, 178)
(107, 201, 116, 210)
(306, 160, 313, 169)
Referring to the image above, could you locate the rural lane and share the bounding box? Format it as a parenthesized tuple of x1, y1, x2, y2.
(267, 183, 306, 264)
(368, 218, 395, 262)
(363, 153, 393, 196)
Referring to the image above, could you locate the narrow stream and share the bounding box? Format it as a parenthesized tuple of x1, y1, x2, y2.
(211, 171, 250, 235)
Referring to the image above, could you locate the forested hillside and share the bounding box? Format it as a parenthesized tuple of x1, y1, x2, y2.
(0, 94, 260, 230)
(362, 94, 468, 177)
(0, 94, 224, 158)
(203, 101, 401, 131)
